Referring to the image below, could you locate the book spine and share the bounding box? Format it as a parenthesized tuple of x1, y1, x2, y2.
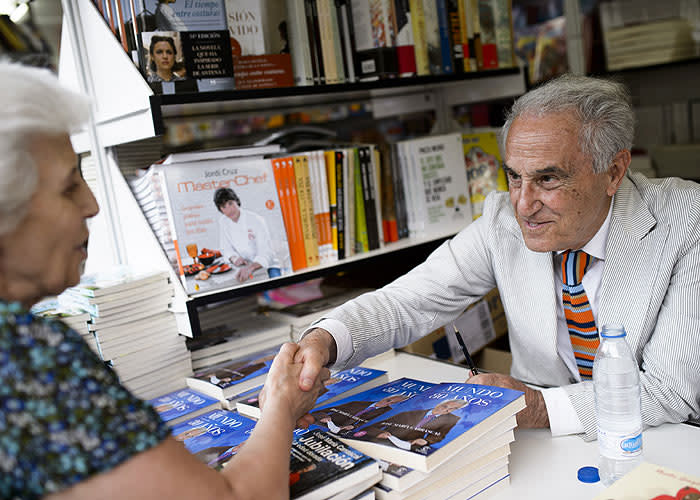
(304, 0, 325, 84)
(394, 0, 417, 77)
(476, 0, 498, 69)
(435, 0, 454, 73)
(336, 0, 357, 83)
(492, 0, 514, 68)
(354, 148, 370, 253)
(317, 0, 339, 84)
(286, 0, 315, 85)
(293, 155, 321, 267)
(389, 143, 407, 239)
(324, 150, 340, 260)
(349, 0, 382, 81)
(467, 0, 483, 70)
(379, 0, 399, 78)
(359, 146, 380, 250)
(345, 148, 357, 256)
(312, 151, 334, 263)
(328, 0, 347, 83)
(457, 0, 471, 71)
(447, 0, 465, 73)
(309, 0, 327, 83)
(272, 158, 304, 272)
(422, 0, 442, 74)
(371, 146, 385, 247)
(155, 167, 187, 289)
(408, 0, 430, 75)
(334, 150, 346, 260)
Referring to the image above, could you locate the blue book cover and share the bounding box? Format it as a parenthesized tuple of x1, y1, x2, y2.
(435, 0, 454, 73)
(338, 382, 525, 472)
(235, 366, 388, 418)
(149, 387, 220, 425)
(289, 429, 380, 500)
(186, 346, 279, 399)
(171, 409, 257, 468)
(307, 378, 436, 436)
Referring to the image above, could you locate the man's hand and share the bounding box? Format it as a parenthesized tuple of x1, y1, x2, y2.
(291, 328, 337, 428)
(468, 372, 550, 429)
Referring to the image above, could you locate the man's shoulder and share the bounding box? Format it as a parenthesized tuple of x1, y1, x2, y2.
(625, 172, 700, 220)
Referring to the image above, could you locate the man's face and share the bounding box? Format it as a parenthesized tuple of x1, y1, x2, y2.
(433, 400, 466, 415)
(504, 112, 621, 252)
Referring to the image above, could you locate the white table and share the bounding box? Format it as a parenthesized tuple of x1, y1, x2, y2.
(365, 350, 700, 499)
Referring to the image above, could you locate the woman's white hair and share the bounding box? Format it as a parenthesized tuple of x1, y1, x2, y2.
(0, 61, 91, 234)
(500, 73, 635, 174)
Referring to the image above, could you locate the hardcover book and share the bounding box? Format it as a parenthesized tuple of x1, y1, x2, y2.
(290, 429, 383, 500)
(170, 409, 257, 468)
(338, 382, 525, 472)
(149, 387, 221, 426)
(185, 345, 280, 400)
(236, 366, 389, 419)
(153, 156, 292, 295)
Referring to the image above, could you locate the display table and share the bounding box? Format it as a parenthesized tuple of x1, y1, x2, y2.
(364, 350, 700, 499)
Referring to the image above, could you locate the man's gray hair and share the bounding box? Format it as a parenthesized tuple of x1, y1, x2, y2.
(501, 74, 635, 174)
(0, 62, 90, 234)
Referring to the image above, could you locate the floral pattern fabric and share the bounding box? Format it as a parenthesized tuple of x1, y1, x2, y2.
(0, 301, 170, 499)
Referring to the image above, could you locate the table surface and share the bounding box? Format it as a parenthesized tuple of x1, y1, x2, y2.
(364, 350, 700, 499)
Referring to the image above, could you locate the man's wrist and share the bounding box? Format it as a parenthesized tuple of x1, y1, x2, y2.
(303, 328, 337, 366)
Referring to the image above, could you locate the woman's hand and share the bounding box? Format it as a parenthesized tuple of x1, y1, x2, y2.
(258, 343, 329, 422)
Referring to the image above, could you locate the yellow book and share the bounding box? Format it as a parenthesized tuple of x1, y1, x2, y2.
(324, 150, 339, 256)
(462, 132, 508, 220)
(409, 0, 430, 76)
(293, 155, 320, 267)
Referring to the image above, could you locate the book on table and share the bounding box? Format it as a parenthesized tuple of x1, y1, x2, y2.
(592, 461, 700, 500)
(185, 345, 280, 400)
(235, 366, 389, 419)
(336, 382, 525, 472)
(148, 387, 221, 426)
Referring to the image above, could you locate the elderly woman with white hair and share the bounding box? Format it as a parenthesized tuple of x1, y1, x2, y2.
(0, 62, 326, 499)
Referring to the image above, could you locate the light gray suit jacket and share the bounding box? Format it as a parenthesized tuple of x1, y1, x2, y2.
(326, 173, 700, 440)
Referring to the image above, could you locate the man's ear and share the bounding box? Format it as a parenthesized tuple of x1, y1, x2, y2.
(606, 149, 631, 197)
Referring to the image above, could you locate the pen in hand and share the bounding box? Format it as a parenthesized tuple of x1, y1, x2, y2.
(452, 324, 479, 378)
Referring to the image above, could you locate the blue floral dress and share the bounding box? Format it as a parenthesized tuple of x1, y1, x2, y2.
(0, 301, 171, 499)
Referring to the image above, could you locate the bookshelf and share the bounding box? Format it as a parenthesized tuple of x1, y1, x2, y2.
(59, 0, 527, 338)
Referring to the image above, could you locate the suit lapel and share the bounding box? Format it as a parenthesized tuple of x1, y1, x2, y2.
(599, 177, 669, 341)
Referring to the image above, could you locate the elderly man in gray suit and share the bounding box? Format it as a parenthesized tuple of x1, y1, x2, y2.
(284, 74, 700, 441)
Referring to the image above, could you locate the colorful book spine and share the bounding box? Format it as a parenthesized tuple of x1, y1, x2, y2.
(293, 155, 321, 268)
(447, 0, 465, 73)
(353, 150, 369, 253)
(334, 150, 346, 260)
(359, 146, 380, 251)
(476, 0, 498, 69)
(408, 0, 429, 75)
(325, 150, 340, 260)
(435, 0, 454, 73)
(272, 158, 305, 272)
(394, 0, 417, 76)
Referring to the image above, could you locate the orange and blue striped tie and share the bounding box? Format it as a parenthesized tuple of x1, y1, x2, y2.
(562, 250, 599, 380)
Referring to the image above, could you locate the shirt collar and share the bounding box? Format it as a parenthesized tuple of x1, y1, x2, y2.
(556, 196, 613, 261)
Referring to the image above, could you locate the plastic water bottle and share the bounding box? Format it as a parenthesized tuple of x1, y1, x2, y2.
(593, 324, 643, 486)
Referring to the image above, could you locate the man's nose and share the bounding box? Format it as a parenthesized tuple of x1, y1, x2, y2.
(515, 181, 541, 216)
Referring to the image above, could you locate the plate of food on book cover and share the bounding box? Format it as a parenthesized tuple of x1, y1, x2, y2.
(183, 263, 205, 276)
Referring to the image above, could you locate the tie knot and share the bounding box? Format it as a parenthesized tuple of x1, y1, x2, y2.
(562, 250, 592, 285)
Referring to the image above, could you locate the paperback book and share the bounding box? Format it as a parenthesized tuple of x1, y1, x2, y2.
(185, 345, 280, 400)
(308, 378, 436, 436)
(149, 387, 221, 426)
(462, 132, 507, 220)
(170, 409, 257, 468)
(338, 382, 525, 472)
(289, 429, 383, 500)
(592, 461, 700, 500)
(236, 366, 389, 418)
(152, 156, 292, 294)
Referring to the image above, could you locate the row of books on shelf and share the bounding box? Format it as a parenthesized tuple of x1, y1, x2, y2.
(32, 268, 192, 400)
(90, 0, 516, 95)
(128, 130, 506, 296)
(149, 349, 524, 499)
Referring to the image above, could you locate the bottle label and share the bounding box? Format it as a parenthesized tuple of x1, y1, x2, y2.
(598, 428, 643, 458)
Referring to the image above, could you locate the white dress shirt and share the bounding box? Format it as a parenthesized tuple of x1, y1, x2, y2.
(308, 201, 614, 437)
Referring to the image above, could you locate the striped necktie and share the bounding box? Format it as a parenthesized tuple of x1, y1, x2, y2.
(562, 250, 599, 380)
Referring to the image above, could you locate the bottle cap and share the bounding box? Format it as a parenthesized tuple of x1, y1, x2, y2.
(577, 466, 600, 483)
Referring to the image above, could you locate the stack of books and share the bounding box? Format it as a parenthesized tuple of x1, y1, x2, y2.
(169, 407, 383, 499)
(56, 268, 192, 400)
(304, 377, 524, 500)
(149, 387, 221, 426)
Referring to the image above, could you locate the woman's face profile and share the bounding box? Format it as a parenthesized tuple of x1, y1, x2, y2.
(153, 41, 175, 71)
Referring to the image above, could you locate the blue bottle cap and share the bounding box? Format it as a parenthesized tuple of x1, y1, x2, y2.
(577, 466, 600, 483)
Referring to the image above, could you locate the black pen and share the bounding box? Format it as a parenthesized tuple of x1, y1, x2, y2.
(452, 324, 479, 377)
